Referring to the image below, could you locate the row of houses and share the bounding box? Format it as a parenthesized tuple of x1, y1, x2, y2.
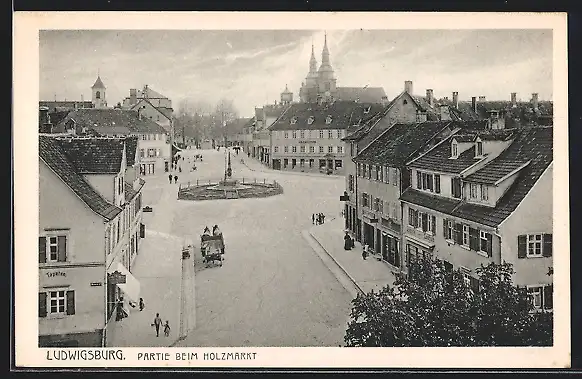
(339, 103, 553, 310)
(39, 134, 146, 347)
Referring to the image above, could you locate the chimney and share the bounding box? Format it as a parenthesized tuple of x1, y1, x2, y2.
(511, 92, 517, 107)
(478, 96, 486, 102)
(130, 88, 137, 105)
(404, 80, 413, 94)
(143, 85, 149, 99)
(532, 93, 539, 110)
(381, 95, 389, 107)
(471, 96, 477, 113)
(426, 89, 434, 107)
(452, 92, 459, 109)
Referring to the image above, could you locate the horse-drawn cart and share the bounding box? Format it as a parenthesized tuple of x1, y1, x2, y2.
(201, 234, 225, 267)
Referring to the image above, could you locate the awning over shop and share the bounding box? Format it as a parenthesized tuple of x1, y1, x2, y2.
(108, 262, 141, 304)
(405, 234, 435, 251)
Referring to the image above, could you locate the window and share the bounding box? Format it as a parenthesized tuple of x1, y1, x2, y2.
(274, 146, 279, 153)
(328, 146, 333, 153)
(328, 130, 333, 138)
(392, 168, 398, 186)
(391, 202, 398, 220)
(292, 146, 297, 153)
(284, 146, 288, 153)
(148, 148, 156, 157)
(337, 146, 343, 154)
(319, 146, 324, 153)
(480, 230, 492, 256)
(435, 174, 441, 193)
(96, 91, 101, 99)
(300, 145, 306, 153)
(335, 160, 342, 169)
(408, 208, 417, 227)
(308, 116, 315, 125)
(462, 225, 469, 247)
(284, 132, 289, 139)
(139, 149, 145, 158)
(348, 175, 354, 192)
(292, 131, 297, 139)
(481, 184, 488, 201)
(309, 146, 315, 153)
(386, 167, 390, 184)
(319, 130, 324, 138)
(476, 141, 483, 156)
(527, 234, 543, 257)
(300, 159, 305, 167)
(452, 177, 462, 198)
(292, 159, 297, 167)
(363, 164, 368, 178)
(470, 183, 478, 199)
(337, 130, 342, 139)
(326, 116, 332, 125)
(49, 290, 66, 314)
(527, 286, 543, 309)
(451, 141, 458, 158)
(444, 219, 453, 240)
(309, 159, 314, 167)
(290, 117, 297, 125)
(39, 234, 67, 263)
(300, 130, 305, 138)
(362, 193, 369, 208)
(40, 289, 75, 317)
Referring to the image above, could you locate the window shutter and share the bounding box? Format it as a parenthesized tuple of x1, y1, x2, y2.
(435, 175, 441, 193)
(454, 223, 463, 245)
(39, 237, 46, 263)
(66, 290, 75, 315)
(57, 236, 67, 262)
(469, 228, 479, 251)
(486, 233, 493, 257)
(443, 219, 448, 238)
(517, 235, 527, 259)
(421, 213, 428, 232)
(543, 234, 553, 257)
(543, 285, 553, 309)
(416, 171, 421, 189)
(140, 223, 146, 238)
(39, 292, 47, 318)
(431, 215, 436, 233)
(469, 277, 480, 293)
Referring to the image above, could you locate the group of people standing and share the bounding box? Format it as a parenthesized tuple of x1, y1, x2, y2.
(312, 213, 326, 225)
(203, 225, 222, 237)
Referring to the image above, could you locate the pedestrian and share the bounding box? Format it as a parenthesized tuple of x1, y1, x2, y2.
(168, 174, 173, 184)
(312, 213, 315, 224)
(174, 175, 178, 183)
(322, 213, 326, 224)
(179, 166, 182, 173)
(344, 231, 352, 250)
(164, 321, 171, 337)
(139, 297, 145, 311)
(362, 244, 369, 260)
(152, 313, 162, 337)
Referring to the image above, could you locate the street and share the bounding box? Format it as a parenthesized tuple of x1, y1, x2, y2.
(139, 148, 353, 347)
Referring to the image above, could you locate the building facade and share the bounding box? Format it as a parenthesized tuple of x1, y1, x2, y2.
(121, 85, 174, 135)
(39, 135, 144, 347)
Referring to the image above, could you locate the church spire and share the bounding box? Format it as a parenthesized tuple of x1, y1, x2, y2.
(309, 41, 318, 73)
(320, 31, 331, 68)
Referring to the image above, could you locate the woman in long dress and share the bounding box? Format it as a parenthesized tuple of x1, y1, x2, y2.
(344, 232, 352, 250)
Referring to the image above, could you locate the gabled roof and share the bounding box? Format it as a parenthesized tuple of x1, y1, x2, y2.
(124, 178, 145, 203)
(124, 136, 139, 167)
(137, 86, 167, 99)
(57, 109, 167, 135)
(269, 101, 383, 131)
(92, 76, 106, 89)
(226, 117, 253, 135)
(354, 121, 455, 168)
(39, 135, 121, 221)
(336, 87, 387, 103)
(401, 127, 553, 227)
(55, 137, 126, 174)
(130, 98, 173, 121)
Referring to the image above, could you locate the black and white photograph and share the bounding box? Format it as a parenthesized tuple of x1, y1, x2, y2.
(14, 12, 569, 368)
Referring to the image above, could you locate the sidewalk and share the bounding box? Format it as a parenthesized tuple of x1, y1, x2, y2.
(107, 181, 189, 347)
(308, 217, 398, 294)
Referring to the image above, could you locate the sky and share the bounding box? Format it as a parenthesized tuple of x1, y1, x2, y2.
(39, 29, 553, 118)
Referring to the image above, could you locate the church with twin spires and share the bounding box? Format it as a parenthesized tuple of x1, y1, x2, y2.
(297, 33, 387, 105)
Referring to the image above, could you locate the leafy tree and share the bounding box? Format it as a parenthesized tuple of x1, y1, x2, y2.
(344, 258, 553, 347)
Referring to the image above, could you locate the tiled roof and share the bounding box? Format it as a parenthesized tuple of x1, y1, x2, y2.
(402, 127, 553, 227)
(137, 86, 167, 99)
(48, 110, 71, 126)
(336, 87, 387, 103)
(39, 135, 121, 221)
(269, 101, 383, 131)
(124, 136, 139, 167)
(55, 137, 126, 174)
(226, 117, 252, 135)
(39, 101, 94, 110)
(465, 127, 552, 185)
(124, 179, 144, 202)
(408, 136, 479, 174)
(354, 121, 455, 167)
(57, 109, 167, 135)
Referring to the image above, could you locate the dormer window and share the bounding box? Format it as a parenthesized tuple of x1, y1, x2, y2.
(307, 116, 315, 125)
(451, 140, 459, 158)
(290, 117, 297, 125)
(364, 106, 371, 114)
(325, 115, 332, 125)
(476, 140, 483, 157)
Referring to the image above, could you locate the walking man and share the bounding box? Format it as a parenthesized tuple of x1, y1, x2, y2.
(139, 298, 145, 311)
(174, 175, 178, 183)
(322, 213, 326, 224)
(168, 174, 173, 184)
(153, 313, 162, 337)
(312, 214, 315, 225)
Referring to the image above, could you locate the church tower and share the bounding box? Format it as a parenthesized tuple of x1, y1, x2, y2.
(317, 32, 337, 102)
(280, 84, 293, 105)
(300, 43, 320, 103)
(91, 74, 107, 109)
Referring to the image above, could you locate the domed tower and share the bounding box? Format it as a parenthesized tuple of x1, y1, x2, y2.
(317, 32, 337, 101)
(280, 84, 293, 105)
(91, 74, 107, 109)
